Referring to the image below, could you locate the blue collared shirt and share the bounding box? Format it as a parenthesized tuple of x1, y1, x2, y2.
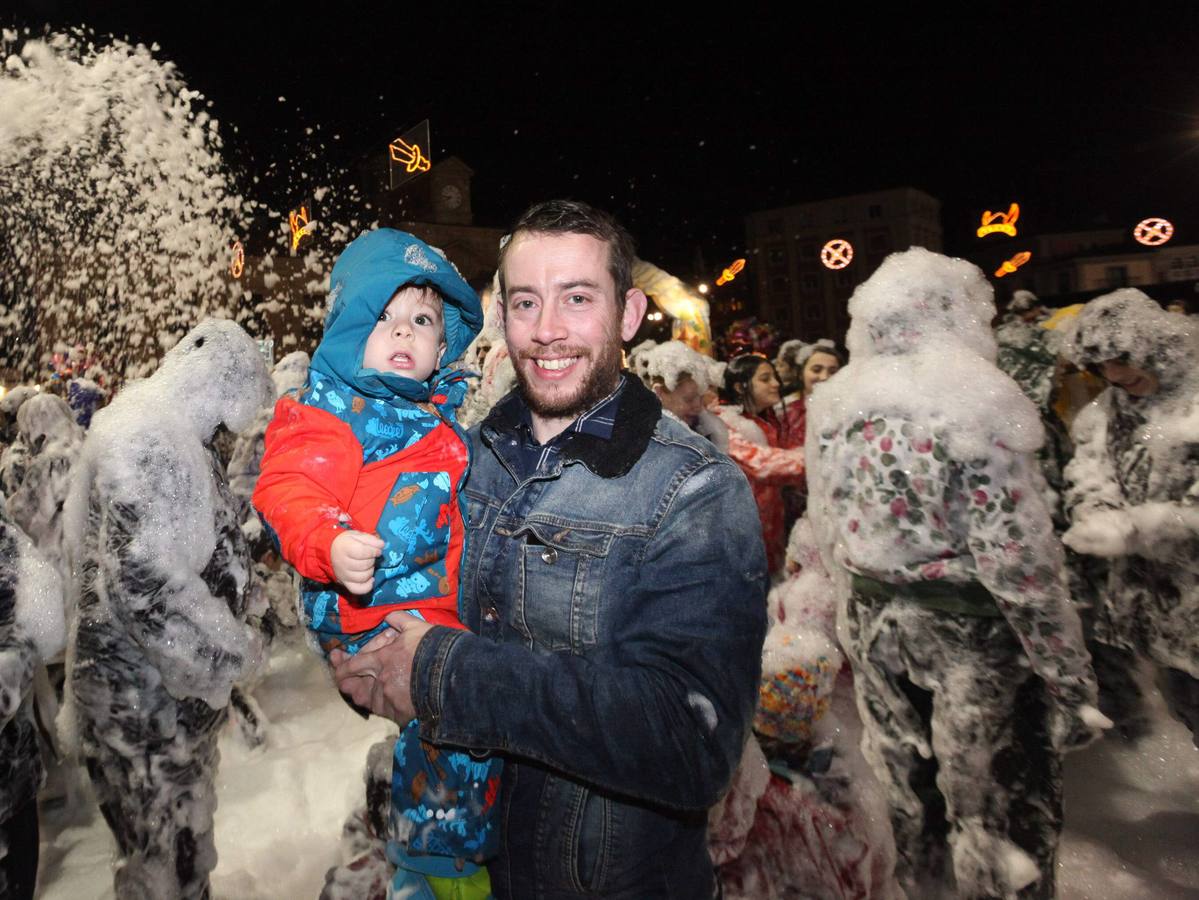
(510, 375, 627, 480)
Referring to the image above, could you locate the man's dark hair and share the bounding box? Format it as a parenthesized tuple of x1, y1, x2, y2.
(497, 200, 637, 308)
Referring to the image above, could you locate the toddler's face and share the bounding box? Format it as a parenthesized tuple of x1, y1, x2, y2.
(362, 287, 446, 382)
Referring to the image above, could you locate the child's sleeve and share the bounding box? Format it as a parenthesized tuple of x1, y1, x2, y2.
(252, 396, 363, 583)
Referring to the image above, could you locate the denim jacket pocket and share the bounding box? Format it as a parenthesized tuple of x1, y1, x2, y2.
(573, 786, 611, 892)
(515, 519, 612, 653)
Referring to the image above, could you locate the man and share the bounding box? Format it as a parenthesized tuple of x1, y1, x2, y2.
(333, 200, 768, 899)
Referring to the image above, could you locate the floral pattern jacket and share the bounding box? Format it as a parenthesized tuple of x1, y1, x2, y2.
(815, 414, 1096, 708)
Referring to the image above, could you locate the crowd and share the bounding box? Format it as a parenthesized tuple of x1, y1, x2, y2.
(0, 201, 1196, 900)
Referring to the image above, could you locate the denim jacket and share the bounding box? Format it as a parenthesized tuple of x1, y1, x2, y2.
(410, 376, 769, 899)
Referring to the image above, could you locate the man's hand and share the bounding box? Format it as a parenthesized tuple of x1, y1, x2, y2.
(330, 530, 385, 594)
(330, 612, 436, 724)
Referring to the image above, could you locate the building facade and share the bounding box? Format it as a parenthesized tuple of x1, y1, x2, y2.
(744, 187, 943, 342)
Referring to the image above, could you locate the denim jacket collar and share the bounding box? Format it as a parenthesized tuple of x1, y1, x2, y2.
(481, 373, 662, 479)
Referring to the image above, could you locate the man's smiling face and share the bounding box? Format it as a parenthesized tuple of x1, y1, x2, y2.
(501, 231, 644, 437)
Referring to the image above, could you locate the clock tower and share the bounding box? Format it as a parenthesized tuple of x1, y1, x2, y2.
(429, 157, 474, 226)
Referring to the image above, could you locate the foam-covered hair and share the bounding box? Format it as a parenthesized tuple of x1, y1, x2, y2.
(846, 247, 996, 361)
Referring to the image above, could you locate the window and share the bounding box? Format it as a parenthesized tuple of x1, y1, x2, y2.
(1104, 265, 1128, 289)
(803, 302, 822, 323)
(771, 275, 789, 294)
(802, 273, 818, 292)
(768, 246, 787, 269)
(767, 217, 784, 235)
(868, 203, 883, 219)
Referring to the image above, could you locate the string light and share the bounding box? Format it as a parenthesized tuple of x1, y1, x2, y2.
(715, 258, 746, 286)
(821, 239, 853, 270)
(230, 240, 244, 278)
(289, 206, 314, 252)
(994, 251, 1031, 277)
(389, 137, 431, 174)
(1133, 217, 1174, 246)
(977, 203, 1020, 238)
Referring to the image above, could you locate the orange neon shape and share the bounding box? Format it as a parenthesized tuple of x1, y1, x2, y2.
(977, 203, 1020, 238)
(715, 258, 747, 286)
(1133, 217, 1174, 247)
(821, 239, 853, 270)
(289, 206, 314, 252)
(994, 251, 1032, 278)
(230, 240, 245, 278)
(389, 137, 432, 174)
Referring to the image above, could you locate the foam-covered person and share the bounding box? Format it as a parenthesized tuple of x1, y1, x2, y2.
(63, 319, 271, 899)
(5, 394, 83, 583)
(642, 340, 730, 452)
(1062, 289, 1199, 745)
(806, 248, 1104, 899)
(0, 508, 65, 900)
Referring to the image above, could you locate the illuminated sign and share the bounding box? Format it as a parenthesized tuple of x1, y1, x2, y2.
(995, 251, 1031, 278)
(1133, 217, 1174, 246)
(289, 206, 314, 252)
(389, 119, 433, 190)
(715, 258, 746, 286)
(821, 239, 853, 270)
(977, 203, 1020, 238)
(230, 240, 245, 278)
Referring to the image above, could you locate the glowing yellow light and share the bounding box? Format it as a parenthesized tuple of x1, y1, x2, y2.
(977, 203, 1020, 238)
(697, 283, 710, 294)
(715, 258, 747, 286)
(1133, 217, 1174, 246)
(230, 240, 245, 278)
(821, 239, 853, 270)
(995, 251, 1032, 278)
(289, 206, 314, 252)
(389, 137, 432, 174)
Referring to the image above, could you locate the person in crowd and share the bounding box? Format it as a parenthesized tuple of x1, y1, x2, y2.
(0, 508, 65, 900)
(641, 339, 729, 452)
(330, 199, 768, 899)
(253, 229, 499, 899)
(714, 354, 806, 575)
(1062, 288, 1199, 745)
(64, 319, 271, 899)
(5, 394, 83, 583)
(775, 338, 843, 411)
(807, 248, 1104, 899)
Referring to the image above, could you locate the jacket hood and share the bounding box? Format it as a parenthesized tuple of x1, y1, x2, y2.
(1062, 288, 1197, 390)
(312, 229, 483, 401)
(845, 248, 997, 362)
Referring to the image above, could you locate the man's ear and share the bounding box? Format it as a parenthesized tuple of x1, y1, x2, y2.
(620, 289, 649, 342)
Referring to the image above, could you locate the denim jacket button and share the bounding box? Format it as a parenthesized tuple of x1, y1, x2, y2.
(540, 547, 558, 565)
(483, 606, 499, 623)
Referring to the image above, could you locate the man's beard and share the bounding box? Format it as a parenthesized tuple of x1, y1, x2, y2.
(513, 334, 624, 421)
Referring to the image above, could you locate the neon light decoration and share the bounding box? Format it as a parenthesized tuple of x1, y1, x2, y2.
(995, 251, 1031, 278)
(977, 203, 1020, 238)
(389, 137, 431, 174)
(289, 206, 314, 252)
(1133, 217, 1174, 246)
(715, 258, 746, 286)
(821, 239, 853, 270)
(230, 240, 245, 278)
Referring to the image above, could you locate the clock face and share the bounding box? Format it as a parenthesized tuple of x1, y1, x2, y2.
(440, 184, 463, 210)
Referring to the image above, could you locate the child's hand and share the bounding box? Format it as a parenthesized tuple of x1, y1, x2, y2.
(331, 530, 385, 594)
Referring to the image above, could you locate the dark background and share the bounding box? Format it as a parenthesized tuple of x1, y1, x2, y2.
(8, 1, 1199, 279)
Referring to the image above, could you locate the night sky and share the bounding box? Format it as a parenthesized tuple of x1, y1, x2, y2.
(9, 2, 1199, 280)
